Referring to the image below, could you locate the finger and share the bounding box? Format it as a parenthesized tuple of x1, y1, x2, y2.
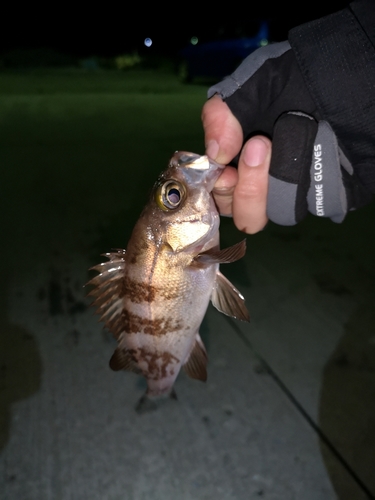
(202, 95, 243, 165)
(212, 166, 238, 216)
(232, 136, 272, 234)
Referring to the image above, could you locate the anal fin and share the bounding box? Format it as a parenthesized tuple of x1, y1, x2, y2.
(211, 271, 250, 322)
(109, 347, 141, 374)
(183, 334, 208, 382)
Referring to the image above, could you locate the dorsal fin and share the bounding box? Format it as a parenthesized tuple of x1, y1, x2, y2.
(211, 271, 250, 322)
(183, 334, 208, 382)
(86, 250, 126, 339)
(109, 347, 141, 373)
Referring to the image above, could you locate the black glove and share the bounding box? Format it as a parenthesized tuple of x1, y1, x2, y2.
(208, 41, 371, 225)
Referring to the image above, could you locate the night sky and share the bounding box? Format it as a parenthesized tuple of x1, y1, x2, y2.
(3, 1, 349, 58)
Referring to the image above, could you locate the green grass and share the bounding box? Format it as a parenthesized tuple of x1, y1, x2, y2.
(0, 69, 209, 269)
(0, 68, 207, 95)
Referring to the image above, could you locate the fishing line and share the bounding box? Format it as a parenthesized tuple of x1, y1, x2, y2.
(226, 316, 375, 500)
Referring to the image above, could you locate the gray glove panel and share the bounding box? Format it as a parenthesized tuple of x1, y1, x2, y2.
(307, 121, 349, 223)
(207, 41, 291, 100)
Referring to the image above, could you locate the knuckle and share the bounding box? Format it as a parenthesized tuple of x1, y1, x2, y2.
(236, 181, 263, 200)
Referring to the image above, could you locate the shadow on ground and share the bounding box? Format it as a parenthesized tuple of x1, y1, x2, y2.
(319, 300, 375, 498)
(0, 273, 42, 450)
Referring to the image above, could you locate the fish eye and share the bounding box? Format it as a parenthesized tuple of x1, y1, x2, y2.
(156, 180, 185, 211)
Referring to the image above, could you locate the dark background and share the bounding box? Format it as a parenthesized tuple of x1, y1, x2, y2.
(2, 1, 349, 58)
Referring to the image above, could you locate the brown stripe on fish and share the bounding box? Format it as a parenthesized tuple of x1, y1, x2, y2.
(121, 278, 157, 303)
(127, 235, 150, 265)
(122, 310, 184, 336)
(122, 277, 182, 303)
(134, 347, 180, 380)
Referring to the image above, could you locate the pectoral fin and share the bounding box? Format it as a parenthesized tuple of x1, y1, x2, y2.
(195, 239, 246, 265)
(109, 347, 141, 374)
(211, 271, 250, 322)
(183, 334, 208, 381)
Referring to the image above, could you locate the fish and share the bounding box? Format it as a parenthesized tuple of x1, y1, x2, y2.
(87, 151, 249, 411)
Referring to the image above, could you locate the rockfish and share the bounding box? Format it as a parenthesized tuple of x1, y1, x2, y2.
(88, 151, 249, 411)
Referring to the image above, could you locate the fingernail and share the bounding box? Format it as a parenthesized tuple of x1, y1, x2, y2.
(206, 139, 219, 160)
(243, 137, 268, 167)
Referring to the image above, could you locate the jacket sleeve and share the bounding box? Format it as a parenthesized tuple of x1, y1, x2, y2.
(288, 0, 375, 193)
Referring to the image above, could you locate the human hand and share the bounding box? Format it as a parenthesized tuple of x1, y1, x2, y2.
(202, 41, 366, 229)
(202, 95, 271, 234)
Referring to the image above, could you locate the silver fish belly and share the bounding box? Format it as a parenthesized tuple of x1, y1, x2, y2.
(87, 151, 249, 408)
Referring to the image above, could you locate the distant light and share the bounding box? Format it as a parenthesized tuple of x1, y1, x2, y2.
(260, 39, 268, 47)
(190, 36, 198, 45)
(144, 38, 152, 47)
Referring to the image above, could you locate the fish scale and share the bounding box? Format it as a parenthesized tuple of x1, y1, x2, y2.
(87, 151, 250, 411)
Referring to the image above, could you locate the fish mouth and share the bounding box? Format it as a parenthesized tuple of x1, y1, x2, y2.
(172, 151, 225, 190)
(176, 153, 210, 170)
(174, 151, 224, 172)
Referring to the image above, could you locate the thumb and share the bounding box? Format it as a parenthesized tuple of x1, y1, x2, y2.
(202, 95, 243, 165)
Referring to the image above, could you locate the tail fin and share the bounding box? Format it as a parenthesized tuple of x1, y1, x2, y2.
(135, 388, 178, 414)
